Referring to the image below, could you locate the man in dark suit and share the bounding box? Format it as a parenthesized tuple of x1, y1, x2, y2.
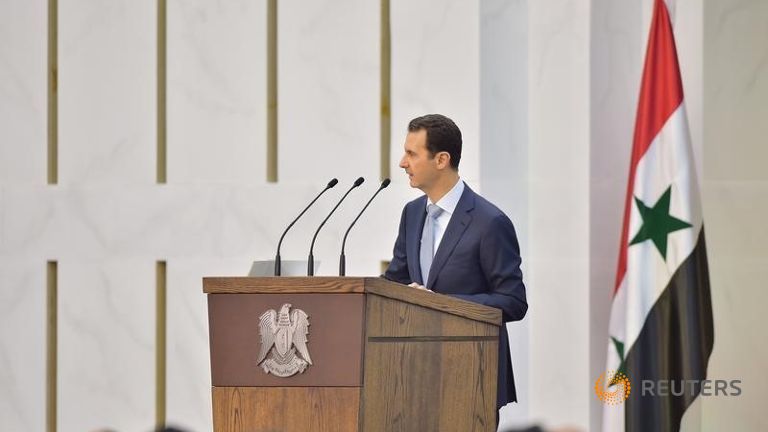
(384, 114, 527, 415)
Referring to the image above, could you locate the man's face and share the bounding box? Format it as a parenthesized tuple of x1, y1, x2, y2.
(399, 129, 440, 192)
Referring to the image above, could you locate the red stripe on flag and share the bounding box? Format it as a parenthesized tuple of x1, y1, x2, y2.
(614, 0, 685, 295)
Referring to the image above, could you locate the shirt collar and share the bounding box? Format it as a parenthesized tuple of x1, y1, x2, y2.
(427, 179, 464, 216)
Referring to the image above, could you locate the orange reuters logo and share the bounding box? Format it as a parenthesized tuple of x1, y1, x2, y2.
(595, 370, 631, 405)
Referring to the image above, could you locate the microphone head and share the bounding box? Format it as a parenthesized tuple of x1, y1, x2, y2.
(381, 178, 391, 188)
(353, 177, 365, 187)
(327, 178, 339, 188)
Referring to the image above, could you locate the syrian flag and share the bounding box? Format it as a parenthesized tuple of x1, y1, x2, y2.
(602, 1, 714, 431)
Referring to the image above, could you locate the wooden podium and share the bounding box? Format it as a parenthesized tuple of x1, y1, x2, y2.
(204, 276, 502, 432)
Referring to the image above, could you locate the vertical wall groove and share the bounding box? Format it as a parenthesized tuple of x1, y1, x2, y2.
(267, 0, 278, 182)
(380, 0, 391, 181)
(47, 0, 58, 184)
(155, 261, 167, 429)
(46, 261, 57, 432)
(157, 0, 167, 184)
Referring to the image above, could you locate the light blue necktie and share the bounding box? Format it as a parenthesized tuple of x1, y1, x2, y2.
(420, 203, 444, 286)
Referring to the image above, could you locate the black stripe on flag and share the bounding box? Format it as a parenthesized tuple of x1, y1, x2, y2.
(624, 228, 715, 432)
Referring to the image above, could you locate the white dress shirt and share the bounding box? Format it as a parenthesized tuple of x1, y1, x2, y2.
(425, 179, 465, 255)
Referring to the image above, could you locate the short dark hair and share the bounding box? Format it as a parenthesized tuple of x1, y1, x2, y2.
(407, 114, 462, 170)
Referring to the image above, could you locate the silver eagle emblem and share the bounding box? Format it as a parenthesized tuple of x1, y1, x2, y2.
(256, 303, 313, 377)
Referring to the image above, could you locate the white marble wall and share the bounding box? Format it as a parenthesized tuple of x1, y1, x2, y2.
(279, 0, 379, 183)
(2, 0, 767, 431)
(55, 3, 156, 428)
(168, 0, 266, 184)
(0, 260, 45, 432)
(0, 0, 47, 185)
(58, 260, 155, 431)
(0, 12, 48, 429)
(527, 1, 591, 429)
(59, 0, 155, 185)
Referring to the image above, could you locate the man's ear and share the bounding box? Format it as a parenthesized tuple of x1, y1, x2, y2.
(436, 151, 451, 169)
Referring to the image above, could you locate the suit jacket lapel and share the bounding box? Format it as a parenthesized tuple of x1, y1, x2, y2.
(406, 196, 428, 285)
(426, 187, 475, 289)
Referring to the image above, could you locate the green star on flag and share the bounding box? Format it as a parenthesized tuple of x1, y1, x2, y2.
(629, 186, 692, 259)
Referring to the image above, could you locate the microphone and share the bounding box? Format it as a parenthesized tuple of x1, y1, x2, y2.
(308, 177, 365, 276)
(274, 178, 338, 276)
(339, 178, 390, 276)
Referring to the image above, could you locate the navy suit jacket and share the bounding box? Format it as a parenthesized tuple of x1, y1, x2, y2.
(384, 184, 527, 409)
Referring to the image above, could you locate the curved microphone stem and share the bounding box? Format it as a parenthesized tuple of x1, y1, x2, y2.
(339, 178, 390, 276)
(274, 178, 338, 276)
(308, 177, 364, 276)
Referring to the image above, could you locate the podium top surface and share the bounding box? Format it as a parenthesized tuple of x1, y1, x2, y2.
(204, 276, 368, 293)
(203, 276, 502, 326)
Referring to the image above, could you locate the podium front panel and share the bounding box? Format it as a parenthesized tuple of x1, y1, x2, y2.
(208, 293, 364, 387)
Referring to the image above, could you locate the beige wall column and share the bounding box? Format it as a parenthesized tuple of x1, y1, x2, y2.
(699, 1, 768, 430)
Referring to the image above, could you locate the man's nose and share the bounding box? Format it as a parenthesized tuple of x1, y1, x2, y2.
(399, 156, 407, 168)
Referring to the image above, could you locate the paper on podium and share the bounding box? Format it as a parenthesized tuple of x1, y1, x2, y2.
(248, 260, 317, 276)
